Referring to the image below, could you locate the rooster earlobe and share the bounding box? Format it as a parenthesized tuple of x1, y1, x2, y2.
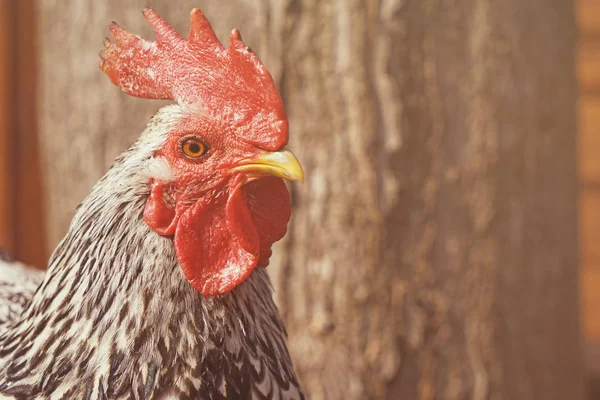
(144, 182, 178, 236)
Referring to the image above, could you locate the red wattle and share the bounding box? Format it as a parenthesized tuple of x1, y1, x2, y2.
(245, 177, 291, 267)
(174, 175, 260, 296)
(144, 175, 291, 296)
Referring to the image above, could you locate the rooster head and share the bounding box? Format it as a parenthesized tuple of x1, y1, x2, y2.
(99, 8, 303, 296)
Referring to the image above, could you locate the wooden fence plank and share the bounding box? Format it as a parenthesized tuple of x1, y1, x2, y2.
(581, 189, 600, 266)
(579, 41, 600, 95)
(578, 0, 600, 37)
(0, 4, 16, 256)
(582, 267, 600, 342)
(580, 96, 600, 184)
(15, 0, 47, 267)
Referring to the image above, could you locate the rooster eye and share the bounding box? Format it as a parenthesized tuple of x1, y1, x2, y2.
(181, 137, 208, 159)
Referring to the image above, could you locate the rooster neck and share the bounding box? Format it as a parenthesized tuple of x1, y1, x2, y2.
(0, 140, 303, 399)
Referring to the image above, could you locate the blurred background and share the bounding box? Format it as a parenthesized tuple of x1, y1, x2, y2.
(0, 0, 597, 399)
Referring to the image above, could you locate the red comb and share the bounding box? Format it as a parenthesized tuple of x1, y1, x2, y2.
(100, 8, 288, 149)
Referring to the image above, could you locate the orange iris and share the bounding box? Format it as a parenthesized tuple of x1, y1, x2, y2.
(182, 138, 207, 159)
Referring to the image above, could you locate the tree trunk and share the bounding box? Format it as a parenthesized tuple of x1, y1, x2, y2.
(38, 0, 584, 399)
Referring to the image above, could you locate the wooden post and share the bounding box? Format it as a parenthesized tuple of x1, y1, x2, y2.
(577, 0, 600, 397)
(0, 2, 16, 257)
(14, 0, 47, 268)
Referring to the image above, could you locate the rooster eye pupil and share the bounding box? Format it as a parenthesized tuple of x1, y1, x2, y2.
(189, 143, 200, 153)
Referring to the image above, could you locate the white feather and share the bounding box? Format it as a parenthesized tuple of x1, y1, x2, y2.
(141, 157, 174, 182)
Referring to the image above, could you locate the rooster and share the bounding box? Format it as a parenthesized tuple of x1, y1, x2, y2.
(0, 8, 305, 400)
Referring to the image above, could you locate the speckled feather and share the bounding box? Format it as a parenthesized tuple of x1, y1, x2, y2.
(0, 261, 43, 333)
(0, 107, 305, 400)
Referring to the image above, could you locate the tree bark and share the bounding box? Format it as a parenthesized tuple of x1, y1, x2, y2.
(38, 0, 584, 399)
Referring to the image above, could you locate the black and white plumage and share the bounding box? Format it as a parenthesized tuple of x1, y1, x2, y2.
(0, 106, 305, 399)
(0, 261, 43, 331)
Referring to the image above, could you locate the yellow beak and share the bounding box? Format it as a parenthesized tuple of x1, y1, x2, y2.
(234, 149, 304, 183)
